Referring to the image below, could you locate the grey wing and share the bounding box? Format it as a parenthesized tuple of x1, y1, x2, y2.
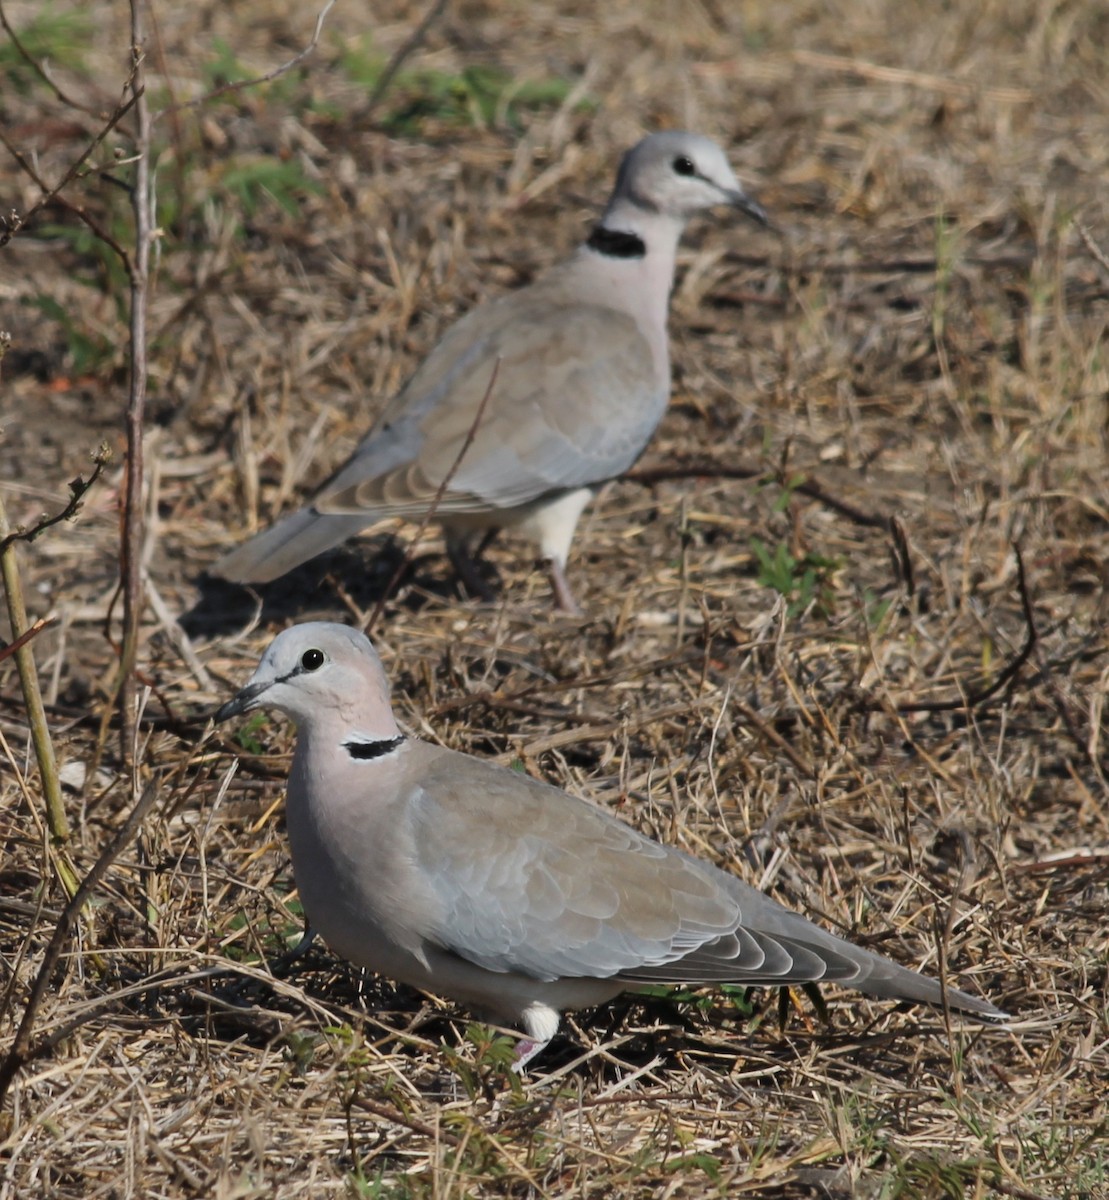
(410, 762, 736, 981)
(315, 296, 666, 518)
(409, 756, 840, 986)
(407, 753, 1008, 1020)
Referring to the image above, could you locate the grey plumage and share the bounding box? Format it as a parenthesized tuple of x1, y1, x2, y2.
(211, 132, 769, 612)
(215, 623, 1007, 1070)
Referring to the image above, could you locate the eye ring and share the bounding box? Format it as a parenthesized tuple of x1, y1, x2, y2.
(301, 648, 325, 671)
(672, 155, 696, 177)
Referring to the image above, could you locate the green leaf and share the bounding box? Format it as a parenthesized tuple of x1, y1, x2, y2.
(220, 159, 324, 220)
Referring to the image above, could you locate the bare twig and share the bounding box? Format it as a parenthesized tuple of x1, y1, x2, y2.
(152, 0, 337, 122)
(144, 0, 186, 234)
(491, 698, 711, 765)
(0, 443, 111, 554)
(625, 458, 889, 529)
(734, 699, 817, 779)
(0, 617, 59, 665)
(0, 84, 138, 255)
(363, 360, 501, 635)
(0, 779, 161, 1107)
(934, 824, 978, 1094)
(788, 48, 1033, 103)
(351, 1095, 460, 1144)
(1011, 849, 1109, 874)
(1074, 220, 1109, 282)
(723, 249, 1037, 277)
(890, 544, 1037, 715)
(0, 493, 75, 891)
(887, 516, 915, 597)
(0, 0, 103, 115)
(0, 442, 105, 875)
(359, 0, 449, 121)
(0, 173, 133, 260)
(116, 3, 153, 771)
(144, 572, 214, 691)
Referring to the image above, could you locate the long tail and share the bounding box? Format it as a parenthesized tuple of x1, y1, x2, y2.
(621, 877, 1007, 1022)
(835, 938, 1006, 1020)
(739, 873, 1008, 1020)
(211, 507, 374, 584)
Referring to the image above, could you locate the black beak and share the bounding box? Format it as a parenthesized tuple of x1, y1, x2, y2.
(214, 679, 270, 723)
(727, 189, 771, 229)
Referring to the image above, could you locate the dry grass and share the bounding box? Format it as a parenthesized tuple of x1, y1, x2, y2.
(1, 0, 1107, 1196)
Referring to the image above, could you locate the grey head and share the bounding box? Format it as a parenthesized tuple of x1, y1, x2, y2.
(606, 130, 769, 228)
(214, 622, 399, 737)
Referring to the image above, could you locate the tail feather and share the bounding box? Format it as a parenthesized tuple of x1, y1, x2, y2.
(728, 874, 1008, 1022)
(623, 940, 1005, 1021)
(619, 888, 1007, 1022)
(849, 945, 1006, 1020)
(211, 507, 375, 584)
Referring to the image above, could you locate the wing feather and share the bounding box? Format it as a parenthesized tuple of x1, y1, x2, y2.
(410, 755, 761, 983)
(395, 745, 1006, 1021)
(315, 296, 664, 519)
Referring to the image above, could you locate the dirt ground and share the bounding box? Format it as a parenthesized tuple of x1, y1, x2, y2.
(1, 0, 1107, 1196)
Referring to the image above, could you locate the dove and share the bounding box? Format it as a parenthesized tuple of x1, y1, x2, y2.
(214, 623, 1007, 1071)
(210, 132, 770, 613)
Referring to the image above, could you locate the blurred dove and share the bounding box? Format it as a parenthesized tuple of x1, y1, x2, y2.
(215, 623, 1007, 1071)
(211, 132, 769, 613)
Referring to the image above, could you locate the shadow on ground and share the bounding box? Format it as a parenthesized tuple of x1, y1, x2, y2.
(180, 535, 502, 639)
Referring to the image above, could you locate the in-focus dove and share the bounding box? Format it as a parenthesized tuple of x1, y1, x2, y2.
(210, 132, 770, 613)
(214, 623, 1007, 1071)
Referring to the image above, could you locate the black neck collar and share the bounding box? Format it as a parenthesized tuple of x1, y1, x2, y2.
(344, 735, 405, 761)
(586, 226, 646, 259)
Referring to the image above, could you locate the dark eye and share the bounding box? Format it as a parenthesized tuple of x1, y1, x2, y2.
(672, 155, 696, 176)
(301, 648, 325, 671)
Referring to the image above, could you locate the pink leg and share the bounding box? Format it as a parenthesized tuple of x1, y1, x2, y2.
(546, 557, 582, 616)
(511, 1036, 550, 1075)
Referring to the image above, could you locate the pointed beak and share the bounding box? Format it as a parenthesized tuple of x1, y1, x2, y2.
(214, 678, 270, 723)
(726, 188, 771, 229)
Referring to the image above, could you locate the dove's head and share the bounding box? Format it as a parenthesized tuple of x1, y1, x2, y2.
(215, 622, 400, 737)
(611, 131, 768, 227)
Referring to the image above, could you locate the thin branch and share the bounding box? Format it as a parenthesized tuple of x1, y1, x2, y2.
(0, 493, 73, 875)
(0, 443, 111, 553)
(723, 249, 1038, 277)
(789, 48, 1033, 103)
(428, 640, 730, 718)
(624, 458, 889, 529)
(117, 3, 153, 769)
(351, 1095, 461, 1145)
(0, 780, 161, 1108)
(934, 823, 978, 1089)
(0, 85, 139, 255)
(144, 571, 213, 690)
(144, 0, 187, 234)
(359, 0, 449, 121)
(1074, 220, 1109, 282)
(3, 185, 133, 263)
(0, 617, 59, 665)
(363, 359, 501, 635)
(734, 699, 817, 779)
(851, 544, 1039, 721)
(891, 544, 1037, 715)
(887, 516, 914, 597)
(0, 0, 103, 115)
(152, 0, 337, 123)
(1012, 850, 1109, 875)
